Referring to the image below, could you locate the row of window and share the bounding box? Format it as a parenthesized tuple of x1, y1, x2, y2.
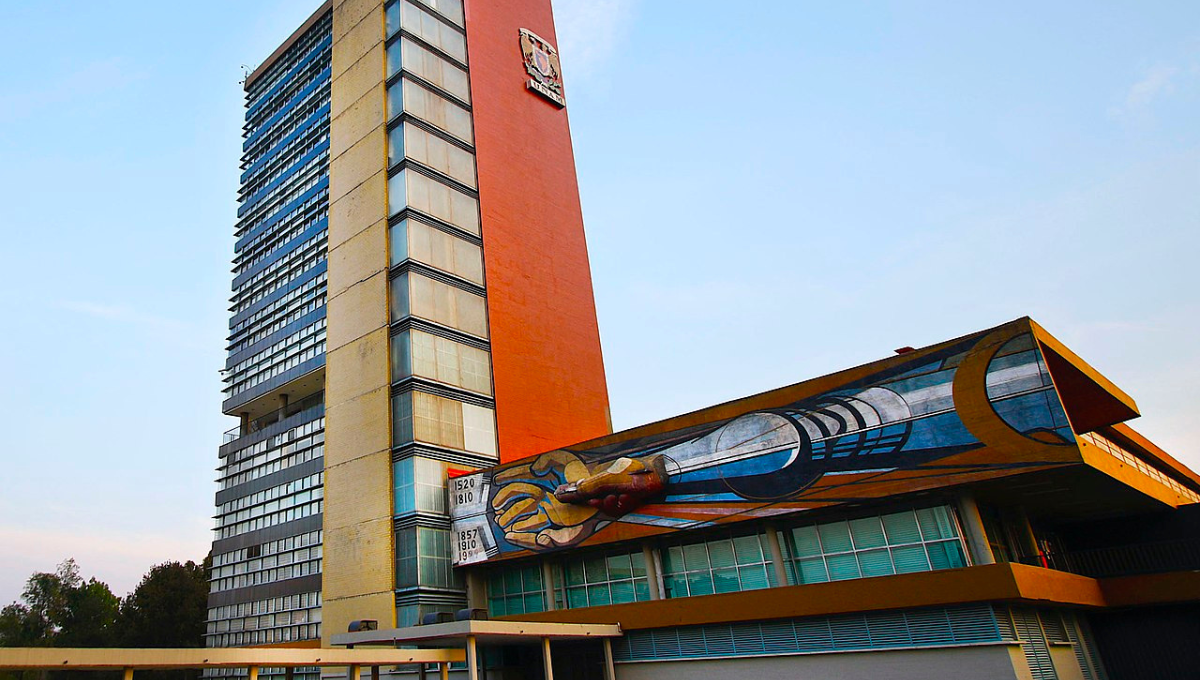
(392, 390, 497, 458)
(396, 526, 461, 590)
(243, 13, 330, 110)
(390, 219, 483, 284)
(220, 424, 324, 489)
(239, 129, 329, 221)
(389, 77, 472, 144)
(389, 169, 479, 235)
(391, 329, 492, 396)
(389, 123, 476, 188)
(207, 589, 321, 623)
(390, 272, 486, 338)
(205, 623, 320, 648)
(234, 164, 327, 246)
(486, 507, 968, 617)
(233, 225, 326, 299)
(388, 38, 470, 104)
(242, 76, 330, 164)
(210, 555, 321, 594)
(212, 530, 322, 569)
(216, 472, 323, 519)
(224, 322, 325, 398)
(229, 268, 325, 338)
(238, 150, 328, 226)
(232, 216, 326, 307)
(215, 499, 322, 540)
(227, 290, 324, 357)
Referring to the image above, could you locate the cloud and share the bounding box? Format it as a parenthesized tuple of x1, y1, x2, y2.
(1111, 63, 1180, 119)
(553, 0, 637, 81)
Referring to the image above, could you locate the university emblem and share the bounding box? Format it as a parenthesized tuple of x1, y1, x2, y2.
(519, 28, 565, 107)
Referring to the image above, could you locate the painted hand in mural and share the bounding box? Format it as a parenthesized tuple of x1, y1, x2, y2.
(491, 451, 670, 550)
(491, 450, 603, 550)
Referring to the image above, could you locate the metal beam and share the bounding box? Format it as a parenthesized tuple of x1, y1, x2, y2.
(0, 648, 465, 670)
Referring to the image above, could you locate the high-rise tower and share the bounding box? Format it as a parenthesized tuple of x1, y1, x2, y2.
(207, 0, 612, 660)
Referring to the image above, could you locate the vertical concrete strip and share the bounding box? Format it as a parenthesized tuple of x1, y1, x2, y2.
(323, 0, 395, 646)
(956, 494, 996, 566)
(764, 525, 790, 586)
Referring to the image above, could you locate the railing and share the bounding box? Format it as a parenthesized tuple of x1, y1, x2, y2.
(223, 395, 324, 444)
(1060, 538, 1200, 579)
(1079, 431, 1200, 503)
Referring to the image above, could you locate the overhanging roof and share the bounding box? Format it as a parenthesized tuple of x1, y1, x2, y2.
(0, 647, 463, 671)
(332, 620, 622, 647)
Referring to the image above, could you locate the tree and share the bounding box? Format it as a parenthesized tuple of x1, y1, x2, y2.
(120, 560, 209, 649)
(0, 559, 120, 649)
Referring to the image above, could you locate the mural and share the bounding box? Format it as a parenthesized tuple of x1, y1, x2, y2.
(450, 321, 1078, 565)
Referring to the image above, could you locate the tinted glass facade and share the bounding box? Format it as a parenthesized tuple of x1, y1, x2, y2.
(206, 7, 332, 669)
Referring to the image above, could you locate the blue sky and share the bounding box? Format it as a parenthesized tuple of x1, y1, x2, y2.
(0, 1, 1196, 604)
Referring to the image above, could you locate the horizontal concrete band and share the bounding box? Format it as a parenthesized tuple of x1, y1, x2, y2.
(0, 647, 464, 670)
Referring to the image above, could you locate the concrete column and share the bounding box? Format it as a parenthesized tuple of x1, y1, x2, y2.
(955, 494, 995, 565)
(764, 525, 790, 586)
(239, 412, 250, 434)
(439, 662, 449, 680)
(642, 543, 663, 600)
(371, 666, 380, 680)
(542, 561, 557, 610)
(286, 668, 295, 680)
(249, 668, 259, 680)
(602, 639, 616, 680)
(123, 669, 133, 680)
(417, 663, 426, 680)
(347, 665, 359, 680)
(466, 570, 487, 610)
(542, 637, 554, 680)
(466, 635, 479, 680)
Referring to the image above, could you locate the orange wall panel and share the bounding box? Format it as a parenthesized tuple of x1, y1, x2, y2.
(465, 0, 611, 461)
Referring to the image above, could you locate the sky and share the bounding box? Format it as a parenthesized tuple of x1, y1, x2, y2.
(0, 1, 1196, 606)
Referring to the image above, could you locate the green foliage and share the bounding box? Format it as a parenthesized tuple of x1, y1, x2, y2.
(120, 561, 209, 648)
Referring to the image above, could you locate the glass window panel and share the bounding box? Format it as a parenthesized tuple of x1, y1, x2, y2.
(385, 0, 400, 36)
(415, 0, 463, 26)
(849, 516, 887, 549)
(707, 540, 736, 569)
(712, 567, 740, 594)
(389, 271, 410, 321)
(390, 331, 412, 383)
(586, 584, 610, 607)
(634, 580, 651, 602)
(398, 124, 476, 187)
(790, 525, 822, 558)
(391, 392, 413, 445)
(521, 565, 542, 592)
(390, 79, 473, 142)
(882, 510, 922, 545)
(462, 403, 497, 458)
(503, 568, 521, 594)
(392, 39, 471, 103)
(388, 219, 410, 270)
(926, 541, 966, 570)
(825, 553, 861, 581)
(400, 0, 466, 63)
(682, 544, 710, 572)
(631, 551, 647, 577)
(398, 273, 488, 337)
(566, 587, 587, 609)
(663, 574, 687, 599)
(917, 506, 959, 541)
(686, 570, 714, 596)
(818, 521, 854, 554)
(396, 219, 484, 283)
(583, 556, 607, 583)
(390, 170, 480, 235)
(606, 553, 632, 581)
(796, 557, 829, 584)
(610, 580, 635, 604)
(564, 562, 585, 587)
(856, 548, 895, 577)
(890, 544, 931, 574)
(392, 458, 415, 515)
(732, 535, 764, 565)
(522, 593, 543, 614)
(737, 564, 771, 591)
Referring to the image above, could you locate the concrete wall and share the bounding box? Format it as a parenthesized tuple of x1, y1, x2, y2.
(612, 645, 1025, 680)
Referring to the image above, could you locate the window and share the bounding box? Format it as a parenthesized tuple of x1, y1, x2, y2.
(398, 0, 466, 63)
(389, 124, 476, 188)
(560, 549, 652, 608)
(487, 564, 546, 616)
(388, 78, 473, 143)
(388, 169, 480, 235)
(390, 218, 484, 284)
(387, 38, 471, 103)
(393, 457, 449, 516)
(391, 329, 493, 395)
(661, 533, 777, 598)
(787, 506, 967, 584)
(396, 527, 460, 589)
(392, 391, 498, 457)
(390, 272, 488, 338)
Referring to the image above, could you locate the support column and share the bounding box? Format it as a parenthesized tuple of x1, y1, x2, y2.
(642, 543, 662, 600)
(542, 561, 557, 610)
(764, 525, 789, 586)
(417, 663, 426, 680)
(286, 668, 295, 680)
(347, 665, 359, 680)
(440, 662, 449, 680)
(955, 494, 995, 565)
(466, 635, 479, 680)
(466, 570, 487, 610)
(602, 638, 616, 680)
(123, 669, 133, 680)
(542, 637, 555, 680)
(249, 668, 259, 680)
(371, 666, 380, 680)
